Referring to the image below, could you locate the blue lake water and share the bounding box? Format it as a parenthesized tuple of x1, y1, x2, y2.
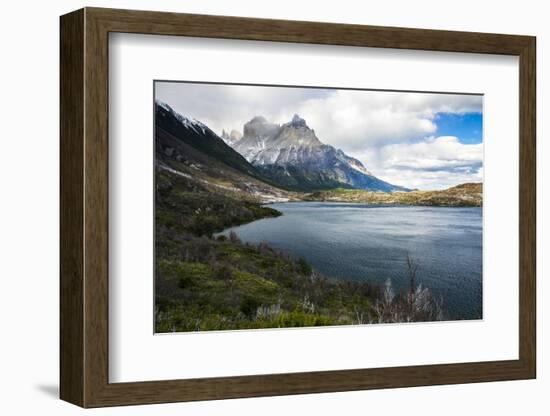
(218, 202, 482, 320)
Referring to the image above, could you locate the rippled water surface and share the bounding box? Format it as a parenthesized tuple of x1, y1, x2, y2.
(219, 202, 482, 320)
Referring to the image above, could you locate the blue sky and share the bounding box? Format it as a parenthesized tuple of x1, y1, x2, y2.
(434, 112, 483, 145)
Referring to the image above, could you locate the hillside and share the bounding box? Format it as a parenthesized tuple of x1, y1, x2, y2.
(156, 167, 441, 332)
(305, 183, 482, 207)
(155, 101, 296, 203)
(156, 101, 261, 180)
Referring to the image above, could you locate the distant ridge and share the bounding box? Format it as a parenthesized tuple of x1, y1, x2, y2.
(306, 182, 482, 207)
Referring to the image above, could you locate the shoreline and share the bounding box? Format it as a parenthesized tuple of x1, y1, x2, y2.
(300, 183, 482, 207)
(263, 200, 483, 208)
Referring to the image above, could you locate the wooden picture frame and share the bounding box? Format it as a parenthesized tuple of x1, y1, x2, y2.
(60, 7, 536, 408)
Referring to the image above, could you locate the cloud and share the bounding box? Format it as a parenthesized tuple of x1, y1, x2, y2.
(294, 90, 481, 151)
(155, 82, 481, 150)
(154, 82, 329, 135)
(361, 136, 483, 190)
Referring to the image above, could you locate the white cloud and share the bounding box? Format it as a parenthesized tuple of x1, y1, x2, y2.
(361, 136, 483, 190)
(154, 82, 329, 135)
(294, 90, 481, 151)
(155, 82, 481, 150)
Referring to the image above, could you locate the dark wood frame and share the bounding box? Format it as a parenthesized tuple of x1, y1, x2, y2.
(60, 7, 536, 408)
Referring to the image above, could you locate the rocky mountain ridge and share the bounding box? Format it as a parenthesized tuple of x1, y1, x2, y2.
(230, 114, 409, 192)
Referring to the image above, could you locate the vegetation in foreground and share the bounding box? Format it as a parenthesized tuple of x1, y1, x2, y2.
(305, 183, 482, 207)
(155, 168, 444, 332)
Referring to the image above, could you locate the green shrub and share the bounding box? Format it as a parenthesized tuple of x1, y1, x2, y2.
(297, 257, 313, 276)
(240, 296, 261, 319)
(274, 310, 334, 327)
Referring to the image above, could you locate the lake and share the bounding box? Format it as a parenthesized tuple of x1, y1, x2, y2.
(218, 202, 482, 320)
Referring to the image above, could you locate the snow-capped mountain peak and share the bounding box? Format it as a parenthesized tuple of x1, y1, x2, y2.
(229, 114, 408, 192)
(285, 114, 308, 128)
(155, 100, 208, 135)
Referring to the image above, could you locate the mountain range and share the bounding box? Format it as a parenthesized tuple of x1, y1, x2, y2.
(155, 100, 483, 208)
(156, 101, 408, 193)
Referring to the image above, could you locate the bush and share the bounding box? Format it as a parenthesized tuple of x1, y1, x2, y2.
(274, 310, 333, 327)
(297, 257, 312, 276)
(229, 230, 241, 244)
(215, 265, 233, 281)
(240, 296, 261, 319)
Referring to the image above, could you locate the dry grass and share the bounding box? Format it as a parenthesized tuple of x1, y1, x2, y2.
(305, 183, 482, 207)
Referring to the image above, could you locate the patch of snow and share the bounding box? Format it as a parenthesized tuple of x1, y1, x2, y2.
(209, 182, 240, 192)
(156, 99, 210, 136)
(158, 164, 192, 179)
(159, 163, 241, 193)
(347, 160, 372, 176)
(155, 100, 172, 113)
(259, 195, 290, 203)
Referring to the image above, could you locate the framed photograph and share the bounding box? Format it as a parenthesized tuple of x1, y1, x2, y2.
(60, 7, 536, 408)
